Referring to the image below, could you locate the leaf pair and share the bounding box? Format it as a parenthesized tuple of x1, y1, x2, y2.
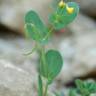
(24, 2, 79, 43)
(40, 50, 63, 84)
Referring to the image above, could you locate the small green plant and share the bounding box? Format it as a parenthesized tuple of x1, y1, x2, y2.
(24, 0, 79, 96)
(69, 79, 96, 96)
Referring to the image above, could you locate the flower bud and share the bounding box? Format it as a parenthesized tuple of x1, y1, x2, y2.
(58, 0, 66, 8)
(66, 5, 74, 14)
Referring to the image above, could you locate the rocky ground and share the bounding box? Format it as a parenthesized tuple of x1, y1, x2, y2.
(0, 0, 96, 34)
(0, 0, 96, 96)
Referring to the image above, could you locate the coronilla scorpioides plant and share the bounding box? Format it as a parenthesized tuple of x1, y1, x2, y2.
(24, 0, 79, 96)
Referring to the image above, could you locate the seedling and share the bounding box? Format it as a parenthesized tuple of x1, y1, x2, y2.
(24, 0, 79, 96)
(69, 79, 96, 96)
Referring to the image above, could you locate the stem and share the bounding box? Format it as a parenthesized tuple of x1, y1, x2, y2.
(23, 45, 37, 55)
(39, 46, 49, 96)
(37, 43, 48, 96)
(37, 43, 44, 96)
(38, 75, 43, 96)
(44, 26, 54, 40)
(41, 46, 48, 77)
(43, 82, 49, 96)
(37, 25, 54, 96)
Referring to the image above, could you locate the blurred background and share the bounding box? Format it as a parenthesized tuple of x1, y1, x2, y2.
(0, 0, 96, 96)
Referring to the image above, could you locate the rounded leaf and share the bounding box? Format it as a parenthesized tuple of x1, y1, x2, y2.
(25, 10, 48, 43)
(40, 50, 63, 82)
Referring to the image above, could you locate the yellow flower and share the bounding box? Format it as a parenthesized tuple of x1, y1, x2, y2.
(66, 5, 74, 14)
(58, 0, 66, 8)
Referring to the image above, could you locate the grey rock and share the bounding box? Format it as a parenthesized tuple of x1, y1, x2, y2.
(74, 0, 96, 17)
(0, 35, 38, 96)
(0, 59, 35, 96)
(0, 13, 96, 94)
(69, 14, 96, 35)
(57, 14, 96, 83)
(0, 36, 38, 75)
(0, 0, 52, 33)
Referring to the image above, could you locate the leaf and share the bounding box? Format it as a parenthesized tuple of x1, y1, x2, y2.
(25, 10, 48, 43)
(49, 2, 79, 30)
(40, 50, 63, 83)
(54, 92, 61, 96)
(75, 79, 90, 96)
(84, 81, 96, 94)
(75, 79, 85, 91)
(54, 91, 64, 96)
(69, 89, 76, 96)
(38, 75, 43, 96)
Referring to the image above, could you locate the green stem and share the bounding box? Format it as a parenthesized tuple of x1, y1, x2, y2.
(44, 26, 54, 40)
(38, 75, 43, 96)
(37, 43, 44, 96)
(44, 82, 49, 96)
(37, 43, 48, 96)
(40, 45, 49, 96)
(40, 46, 49, 78)
(37, 26, 53, 95)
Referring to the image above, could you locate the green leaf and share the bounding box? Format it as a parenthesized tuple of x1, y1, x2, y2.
(54, 91, 64, 96)
(75, 79, 85, 91)
(38, 75, 43, 96)
(75, 79, 90, 96)
(54, 92, 61, 96)
(25, 10, 48, 43)
(84, 81, 96, 94)
(49, 2, 79, 30)
(69, 89, 76, 96)
(40, 50, 63, 83)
